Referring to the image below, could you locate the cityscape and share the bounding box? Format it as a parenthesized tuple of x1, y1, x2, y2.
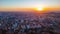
(0, 11, 60, 34)
(0, 0, 60, 34)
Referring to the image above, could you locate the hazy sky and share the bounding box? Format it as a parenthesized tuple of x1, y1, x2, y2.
(0, 0, 60, 9)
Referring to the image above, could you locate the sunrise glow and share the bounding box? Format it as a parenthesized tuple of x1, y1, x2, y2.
(0, 0, 60, 11)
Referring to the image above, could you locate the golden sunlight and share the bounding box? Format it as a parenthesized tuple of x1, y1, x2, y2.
(33, 6, 46, 12)
(36, 5, 44, 11)
(37, 8, 43, 11)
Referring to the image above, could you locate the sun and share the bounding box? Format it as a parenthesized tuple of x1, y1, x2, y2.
(36, 7, 44, 11)
(37, 8, 43, 11)
(35, 5, 44, 11)
(34, 6, 45, 11)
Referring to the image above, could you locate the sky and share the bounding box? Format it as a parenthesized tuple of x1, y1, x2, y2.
(0, 0, 60, 11)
